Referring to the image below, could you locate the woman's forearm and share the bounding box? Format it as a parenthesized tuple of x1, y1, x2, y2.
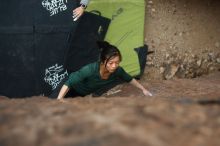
(57, 85, 70, 100)
(130, 79, 152, 96)
(130, 79, 145, 90)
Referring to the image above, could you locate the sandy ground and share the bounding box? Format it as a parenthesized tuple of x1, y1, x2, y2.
(0, 0, 220, 146)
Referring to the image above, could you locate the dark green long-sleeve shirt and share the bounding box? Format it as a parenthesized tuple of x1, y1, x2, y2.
(65, 62, 133, 96)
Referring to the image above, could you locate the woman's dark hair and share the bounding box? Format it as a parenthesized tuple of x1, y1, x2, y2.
(97, 41, 122, 65)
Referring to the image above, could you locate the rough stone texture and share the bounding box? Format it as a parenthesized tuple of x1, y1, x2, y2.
(0, 72, 220, 146)
(1, 0, 220, 146)
(145, 0, 220, 79)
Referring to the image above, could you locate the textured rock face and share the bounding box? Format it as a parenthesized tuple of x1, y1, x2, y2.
(1, 72, 220, 146)
(145, 0, 220, 79)
(159, 52, 220, 79)
(1, 0, 220, 145)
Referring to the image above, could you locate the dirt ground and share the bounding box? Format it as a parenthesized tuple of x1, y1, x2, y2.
(0, 0, 220, 146)
(145, 0, 220, 79)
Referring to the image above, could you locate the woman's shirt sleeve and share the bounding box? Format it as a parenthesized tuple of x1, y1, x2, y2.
(80, 0, 90, 5)
(64, 65, 92, 88)
(116, 67, 133, 82)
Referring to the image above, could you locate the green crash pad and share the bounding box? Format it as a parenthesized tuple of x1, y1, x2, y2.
(87, 0, 145, 76)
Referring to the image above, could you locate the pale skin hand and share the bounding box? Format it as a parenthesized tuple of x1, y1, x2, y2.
(57, 85, 70, 102)
(72, 6, 85, 21)
(130, 79, 152, 96)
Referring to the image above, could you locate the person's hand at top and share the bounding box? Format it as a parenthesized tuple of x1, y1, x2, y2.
(72, 3, 87, 21)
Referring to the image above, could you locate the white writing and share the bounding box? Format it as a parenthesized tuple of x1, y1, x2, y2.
(42, 0, 68, 16)
(44, 64, 68, 90)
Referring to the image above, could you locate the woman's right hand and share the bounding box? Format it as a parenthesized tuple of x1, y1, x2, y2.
(57, 85, 69, 102)
(57, 98, 66, 103)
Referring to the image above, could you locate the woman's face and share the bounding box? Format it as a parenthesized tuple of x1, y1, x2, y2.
(105, 56, 120, 73)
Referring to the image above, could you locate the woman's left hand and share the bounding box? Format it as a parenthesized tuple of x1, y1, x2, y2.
(73, 6, 85, 21)
(143, 89, 153, 97)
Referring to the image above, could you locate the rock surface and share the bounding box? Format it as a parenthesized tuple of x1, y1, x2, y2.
(0, 72, 220, 146)
(145, 0, 220, 79)
(1, 0, 220, 146)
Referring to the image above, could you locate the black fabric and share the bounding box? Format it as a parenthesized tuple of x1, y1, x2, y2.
(134, 44, 148, 79)
(0, 0, 35, 26)
(0, 0, 110, 98)
(0, 33, 37, 97)
(64, 12, 111, 73)
(35, 0, 78, 26)
(34, 25, 74, 96)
